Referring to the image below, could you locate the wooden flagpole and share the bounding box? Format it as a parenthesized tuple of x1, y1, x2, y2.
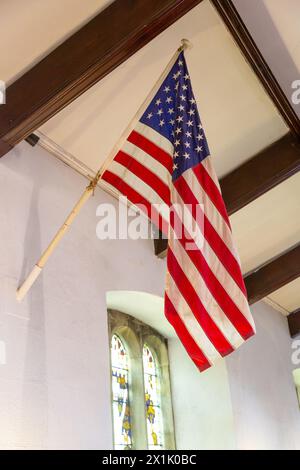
(16, 39, 192, 301)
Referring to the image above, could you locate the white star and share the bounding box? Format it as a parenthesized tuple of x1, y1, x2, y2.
(174, 151, 179, 158)
(183, 152, 190, 159)
(187, 120, 193, 127)
(147, 112, 153, 119)
(175, 82, 179, 91)
(185, 131, 192, 138)
(173, 163, 178, 170)
(159, 119, 165, 127)
(188, 109, 195, 116)
(168, 108, 174, 115)
(178, 104, 184, 112)
(180, 94, 186, 101)
(173, 72, 178, 80)
(157, 109, 163, 116)
(174, 139, 180, 146)
(190, 98, 196, 104)
(198, 123, 203, 129)
(178, 59, 183, 66)
(176, 115, 183, 123)
(155, 98, 162, 106)
(184, 141, 191, 148)
(169, 119, 175, 126)
(182, 84, 188, 91)
(166, 96, 173, 104)
(195, 145, 203, 153)
(175, 127, 182, 135)
(184, 74, 190, 80)
(164, 86, 170, 93)
(197, 133, 204, 140)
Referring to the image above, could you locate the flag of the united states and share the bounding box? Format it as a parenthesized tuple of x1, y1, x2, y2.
(102, 51, 256, 371)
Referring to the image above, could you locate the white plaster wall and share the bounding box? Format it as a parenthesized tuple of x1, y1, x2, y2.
(227, 301, 300, 450)
(0, 142, 166, 449)
(168, 339, 236, 450)
(167, 301, 300, 450)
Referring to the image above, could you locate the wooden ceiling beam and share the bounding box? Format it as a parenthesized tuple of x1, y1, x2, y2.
(288, 309, 300, 338)
(210, 0, 300, 137)
(0, 0, 203, 157)
(245, 244, 300, 305)
(221, 132, 300, 215)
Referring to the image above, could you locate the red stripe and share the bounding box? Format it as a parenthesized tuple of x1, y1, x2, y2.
(102, 170, 169, 236)
(114, 150, 170, 205)
(167, 248, 234, 357)
(165, 294, 211, 372)
(128, 130, 173, 174)
(171, 209, 255, 340)
(174, 174, 247, 296)
(193, 163, 231, 229)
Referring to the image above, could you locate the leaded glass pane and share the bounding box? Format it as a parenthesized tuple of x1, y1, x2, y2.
(143, 344, 164, 449)
(111, 335, 132, 450)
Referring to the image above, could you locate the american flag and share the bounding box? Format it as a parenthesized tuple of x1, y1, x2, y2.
(102, 51, 256, 371)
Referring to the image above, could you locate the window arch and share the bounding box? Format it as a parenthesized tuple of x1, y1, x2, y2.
(108, 309, 176, 450)
(111, 334, 132, 450)
(143, 344, 164, 449)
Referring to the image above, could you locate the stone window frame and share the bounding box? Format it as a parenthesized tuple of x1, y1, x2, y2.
(108, 308, 176, 450)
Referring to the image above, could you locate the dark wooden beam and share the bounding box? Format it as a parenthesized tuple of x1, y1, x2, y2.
(154, 231, 168, 258)
(0, 0, 203, 157)
(221, 132, 300, 215)
(154, 132, 300, 255)
(210, 0, 300, 136)
(288, 309, 300, 338)
(0, 139, 12, 156)
(244, 244, 300, 305)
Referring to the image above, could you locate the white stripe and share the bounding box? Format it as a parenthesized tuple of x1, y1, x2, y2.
(170, 232, 244, 349)
(167, 275, 221, 365)
(183, 168, 240, 262)
(135, 122, 174, 156)
(108, 160, 170, 223)
(99, 178, 160, 223)
(202, 156, 221, 191)
(171, 182, 255, 328)
(122, 140, 171, 186)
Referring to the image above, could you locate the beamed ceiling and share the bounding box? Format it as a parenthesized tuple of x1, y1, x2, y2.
(0, 0, 299, 327)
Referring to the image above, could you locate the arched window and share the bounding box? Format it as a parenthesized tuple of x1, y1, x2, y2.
(143, 344, 164, 449)
(111, 334, 132, 449)
(109, 308, 176, 450)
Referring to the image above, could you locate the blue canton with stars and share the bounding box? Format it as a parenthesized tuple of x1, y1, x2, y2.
(140, 51, 210, 181)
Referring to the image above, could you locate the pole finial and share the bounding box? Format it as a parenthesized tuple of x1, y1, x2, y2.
(178, 38, 193, 52)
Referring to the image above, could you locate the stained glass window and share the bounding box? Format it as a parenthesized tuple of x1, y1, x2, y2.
(111, 334, 132, 450)
(143, 344, 164, 449)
